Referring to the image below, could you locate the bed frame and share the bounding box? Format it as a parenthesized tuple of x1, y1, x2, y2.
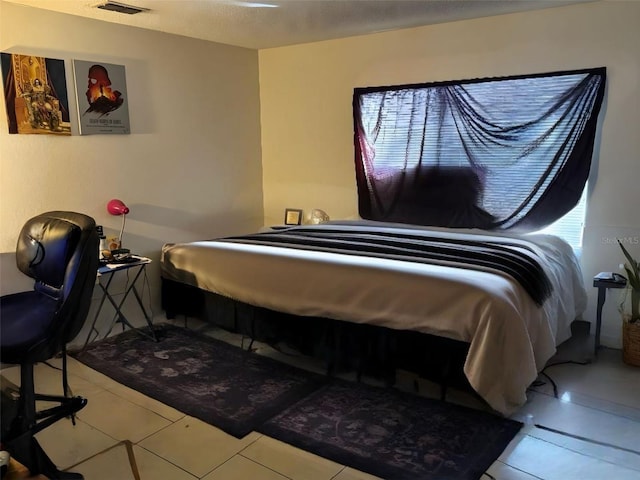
(161, 278, 475, 400)
(159, 222, 586, 415)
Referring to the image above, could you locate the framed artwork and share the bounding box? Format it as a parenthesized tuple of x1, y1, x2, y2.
(72, 60, 130, 134)
(1, 53, 71, 135)
(284, 208, 303, 226)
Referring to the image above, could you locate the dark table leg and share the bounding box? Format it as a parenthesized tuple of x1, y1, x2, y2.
(595, 286, 606, 356)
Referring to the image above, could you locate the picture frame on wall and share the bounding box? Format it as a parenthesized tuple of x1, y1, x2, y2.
(284, 208, 303, 226)
(1, 53, 71, 135)
(72, 59, 130, 134)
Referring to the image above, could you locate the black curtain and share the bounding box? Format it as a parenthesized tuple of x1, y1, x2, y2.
(353, 67, 606, 232)
(1, 53, 18, 134)
(44, 57, 70, 122)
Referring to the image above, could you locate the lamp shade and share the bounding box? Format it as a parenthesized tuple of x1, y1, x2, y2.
(107, 199, 129, 215)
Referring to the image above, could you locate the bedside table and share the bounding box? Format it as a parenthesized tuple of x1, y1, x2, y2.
(82, 255, 157, 350)
(593, 272, 627, 355)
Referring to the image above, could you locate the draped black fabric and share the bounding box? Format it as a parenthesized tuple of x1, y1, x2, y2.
(353, 68, 606, 232)
(44, 58, 70, 122)
(1, 53, 18, 134)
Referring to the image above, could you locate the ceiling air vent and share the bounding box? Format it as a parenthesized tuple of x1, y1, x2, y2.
(93, 1, 149, 15)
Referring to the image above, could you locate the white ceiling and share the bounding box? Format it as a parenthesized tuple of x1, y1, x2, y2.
(5, 0, 594, 50)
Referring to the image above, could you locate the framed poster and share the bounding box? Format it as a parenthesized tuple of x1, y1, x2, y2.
(73, 60, 130, 134)
(1, 53, 71, 135)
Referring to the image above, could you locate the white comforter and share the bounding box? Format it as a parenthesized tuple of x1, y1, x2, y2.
(160, 221, 587, 416)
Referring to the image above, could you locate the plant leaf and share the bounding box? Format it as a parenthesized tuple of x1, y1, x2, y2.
(624, 265, 640, 290)
(618, 240, 640, 287)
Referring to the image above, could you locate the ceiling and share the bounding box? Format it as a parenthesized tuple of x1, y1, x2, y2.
(5, 0, 594, 50)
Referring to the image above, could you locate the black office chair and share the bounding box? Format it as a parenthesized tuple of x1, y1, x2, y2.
(0, 211, 99, 479)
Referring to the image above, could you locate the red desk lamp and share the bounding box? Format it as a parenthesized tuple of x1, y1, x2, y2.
(107, 199, 129, 251)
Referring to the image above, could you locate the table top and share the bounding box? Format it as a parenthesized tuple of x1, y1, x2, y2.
(98, 255, 151, 275)
(593, 271, 627, 289)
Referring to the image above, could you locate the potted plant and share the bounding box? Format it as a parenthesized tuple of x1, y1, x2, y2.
(618, 240, 640, 366)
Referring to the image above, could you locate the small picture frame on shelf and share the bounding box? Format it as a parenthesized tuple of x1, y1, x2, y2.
(284, 208, 303, 225)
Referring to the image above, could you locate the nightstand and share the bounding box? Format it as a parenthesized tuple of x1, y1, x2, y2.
(593, 272, 627, 355)
(82, 256, 157, 350)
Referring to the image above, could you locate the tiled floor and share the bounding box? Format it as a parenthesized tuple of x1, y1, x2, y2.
(1, 318, 639, 480)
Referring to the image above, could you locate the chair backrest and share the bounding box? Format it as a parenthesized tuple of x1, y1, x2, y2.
(15, 211, 99, 358)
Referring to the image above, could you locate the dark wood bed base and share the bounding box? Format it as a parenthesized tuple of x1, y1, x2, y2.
(161, 278, 477, 401)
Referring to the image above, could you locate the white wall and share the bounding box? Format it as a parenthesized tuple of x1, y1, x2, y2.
(3, 1, 638, 349)
(0, 2, 264, 332)
(259, 0, 640, 348)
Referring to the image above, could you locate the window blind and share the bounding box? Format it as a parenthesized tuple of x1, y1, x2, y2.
(353, 68, 606, 238)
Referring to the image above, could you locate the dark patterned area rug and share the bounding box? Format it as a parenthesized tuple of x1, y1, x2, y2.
(71, 324, 326, 438)
(259, 380, 523, 480)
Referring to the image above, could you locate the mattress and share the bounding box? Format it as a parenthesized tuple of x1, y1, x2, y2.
(160, 221, 587, 416)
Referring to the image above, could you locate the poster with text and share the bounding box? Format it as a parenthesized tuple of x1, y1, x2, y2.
(1, 53, 71, 135)
(73, 60, 130, 135)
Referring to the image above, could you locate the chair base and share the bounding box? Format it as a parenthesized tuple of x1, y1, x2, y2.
(1, 368, 87, 480)
(5, 434, 83, 480)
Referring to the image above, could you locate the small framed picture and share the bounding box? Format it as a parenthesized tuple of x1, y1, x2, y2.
(284, 208, 303, 225)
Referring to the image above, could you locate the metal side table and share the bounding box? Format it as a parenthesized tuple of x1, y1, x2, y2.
(83, 256, 157, 350)
(593, 272, 627, 355)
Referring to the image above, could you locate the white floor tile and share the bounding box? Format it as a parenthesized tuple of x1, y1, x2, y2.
(64, 355, 132, 391)
(69, 441, 137, 480)
(106, 381, 186, 422)
(527, 425, 640, 472)
(531, 348, 640, 410)
(514, 390, 640, 453)
(486, 460, 540, 479)
(241, 436, 343, 480)
(76, 389, 172, 443)
(36, 418, 117, 470)
(72, 441, 199, 480)
(331, 467, 384, 480)
(499, 434, 640, 480)
(139, 416, 261, 478)
(5, 324, 639, 480)
(202, 455, 289, 480)
(134, 444, 200, 480)
(0, 361, 105, 399)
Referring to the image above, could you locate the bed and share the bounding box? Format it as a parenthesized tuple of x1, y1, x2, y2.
(160, 220, 587, 416)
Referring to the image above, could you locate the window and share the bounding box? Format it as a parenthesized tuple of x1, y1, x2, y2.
(353, 68, 606, 235)
(534, 184, 587, 253)
(534, 185, 587, 255)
